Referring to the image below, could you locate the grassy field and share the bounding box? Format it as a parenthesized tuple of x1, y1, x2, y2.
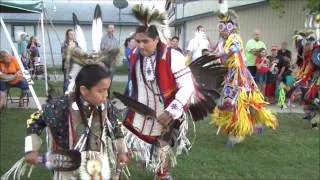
(46, 64, 129, 75)
(7, 80, 63, 97)
(7, 80, 126, 98)
(0, 110, 319, 180)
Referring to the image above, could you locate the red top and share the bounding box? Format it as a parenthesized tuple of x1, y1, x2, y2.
(256, 57, 269, 73)
(124, 43, 177, 143)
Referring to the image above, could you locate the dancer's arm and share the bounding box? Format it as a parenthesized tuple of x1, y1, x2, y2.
(25, 110, 46, 165)
(159, 49, 194, 125)
(25, 97, 67, 164)
(107, 102, 128, 163)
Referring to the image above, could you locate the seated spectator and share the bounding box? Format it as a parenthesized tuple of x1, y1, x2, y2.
(0, 51, 29, 108)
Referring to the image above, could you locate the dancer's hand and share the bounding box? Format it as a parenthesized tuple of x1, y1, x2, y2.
(25, 151, 39, 165)
(157, 111, 172, 127)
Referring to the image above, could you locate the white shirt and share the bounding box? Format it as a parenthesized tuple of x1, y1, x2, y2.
(132, 49, 194, 136)
(187, 32, 211, 61)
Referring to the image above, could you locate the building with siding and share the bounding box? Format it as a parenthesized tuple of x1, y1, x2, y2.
(1, 0, 309, 65)
(167, 0, 308, 52)
(1, 1, 140, 66)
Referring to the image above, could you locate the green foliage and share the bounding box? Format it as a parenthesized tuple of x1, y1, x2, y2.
(1, 112, 319, 179)
(269, 0, 284, 10)
(269, 0, 285, 17)
(305, 0, 320, 13)
(270, 0, 320, 15)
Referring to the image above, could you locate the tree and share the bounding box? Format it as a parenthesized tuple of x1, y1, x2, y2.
(269, 0, 320, 17)
(304, 0, 320, 13)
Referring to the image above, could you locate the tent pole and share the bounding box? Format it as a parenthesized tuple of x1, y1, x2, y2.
(44, 8, 62, 45)
(44, 10, 56, 79)
(0, 17, 42, 110)
(41, 12, 48, 95)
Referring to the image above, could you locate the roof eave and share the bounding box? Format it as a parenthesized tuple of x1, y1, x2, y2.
(2, 19, 138, 26)
(169, 0, 268, 26)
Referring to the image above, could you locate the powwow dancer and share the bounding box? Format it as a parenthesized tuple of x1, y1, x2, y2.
(115, 4, 226, 180)
(211, 0, 277, 147)
(1, 5, 129, 180)
(290, 12, 320, 129)
(1, 64, 129, 180)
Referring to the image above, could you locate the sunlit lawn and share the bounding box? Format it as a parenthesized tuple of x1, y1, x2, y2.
(1, 110, 319, 180)
(7, 80, 126, 98)
(1, 79, 319, 179)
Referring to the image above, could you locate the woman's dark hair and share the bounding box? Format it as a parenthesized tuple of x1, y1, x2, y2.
(124, 37, 133, 48)
(259, 48, 266, 53)
(75, 64, 110, 91)
(27, 36, 40, 57)
(65, 29, 73, 42)
(171, 36, 179, 41)
(135, 25, 159, 39)
(27, 36, 35, 49)
(74, 64, 111, 126)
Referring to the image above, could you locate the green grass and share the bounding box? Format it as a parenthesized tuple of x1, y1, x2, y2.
(8, 80, 126, 98)
(46, 64, 129, 75)
(110, 81, 126, 96)
(1, 112, 319, 180)
(46, 65, 62, 74)
(8, 80, 63, 97)
(114, 64, 129, 75)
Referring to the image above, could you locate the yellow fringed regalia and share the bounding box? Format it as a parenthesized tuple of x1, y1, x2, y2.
(211, 5, 277, 141)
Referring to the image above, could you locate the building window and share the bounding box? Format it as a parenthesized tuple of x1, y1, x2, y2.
(175, 26, 182, 37)
(11, 24, 36, 42)
(168, 5, 176, 19)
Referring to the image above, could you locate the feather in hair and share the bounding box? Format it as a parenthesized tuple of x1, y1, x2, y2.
(132, 4, 167, 26)
(132, 4, 171, 43)
(97, 48, 120, 68)
(218, 0, 228, 14)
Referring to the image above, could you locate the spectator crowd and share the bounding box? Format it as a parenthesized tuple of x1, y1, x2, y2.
(0, 24, 302, 110)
